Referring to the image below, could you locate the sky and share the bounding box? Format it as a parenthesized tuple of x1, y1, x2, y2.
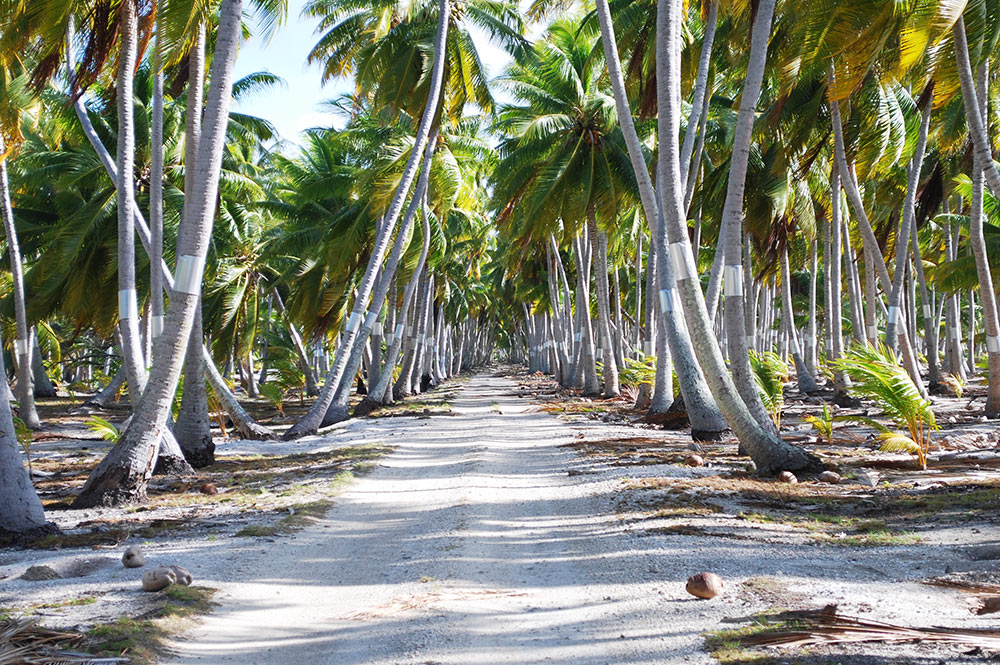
(232, 0, 517, 146)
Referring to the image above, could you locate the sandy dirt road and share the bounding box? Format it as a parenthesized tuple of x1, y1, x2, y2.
(164, 372, 970, 665)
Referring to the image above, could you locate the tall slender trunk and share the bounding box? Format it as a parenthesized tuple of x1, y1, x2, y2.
(150, 11, 165, 345)
(829, 69, 926, 395)
(781, 248, 819, 393)
(954, 17, 1000, 199)
(806, 235, 819, 374)
(829, 162, 851, 400)
(969, 64, 1000, 417)
(73, 0, 245, 508)
(271, 291, 319, 396)
(717, 0, 786, 431)
(283, 0, 450, 440)
(651, 0, 816, 470)
(0, 153, 40, 428)
(64, 17, 272, 441)
(680, 1, 718, 199)
(174, 25, 214, 468)
(114, 0, 146, 406)
(588, 213, 620, 397)
(594, 0, 726, 436)
(885, 97, 931, 349)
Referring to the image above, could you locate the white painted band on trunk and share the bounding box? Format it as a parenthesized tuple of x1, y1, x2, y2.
(723, 265, 744, 297)
(658, 289, 669, 313)
(346, 312, 361, 333)
(14, 338, 28, 357)
(418, 334, 425, 344)
(595, 348, 603, 360)
(747, 334, 757, 348)
(887, 306, 900, 324)
(372, 322, 384, 336)
(151, 315, 164, 339)
(396, 324, 405, 339)
(669, 243, 692, 280)
(174, 254, 205, 295)
(987, 336, 1000, 354)
(118, 289, 138, 320)
(574, 332, 582, 342)
(385, 333, 394, 345)
(643, 341, 653, 356)
(364, 311, 379, 329)
(923, 304, 932, 319)
(950, 329, 961, 341)
(867, 325, 877, 339)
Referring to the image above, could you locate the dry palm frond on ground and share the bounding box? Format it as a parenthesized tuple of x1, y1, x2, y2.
(740, 605, 1000, 649)
(0, 618, 124, 664)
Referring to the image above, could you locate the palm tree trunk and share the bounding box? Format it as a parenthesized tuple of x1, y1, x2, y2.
(271, 291, 319, 396)
(150, 8, 165, 346)
(30, 330, 57, 398)
(73, 0, 246, 508)
(781, 248, 819, 393)
(681, 1, 718, 203)
(283, 0, 450, 439)
(953, 17, 1000, 199)
(64, 17, 272, 442)
(114, 0, 146, 407)
(0, 153, 40, 428)
(716, 0, 788, 431)
(829, 162, 852, 401)
(968, 64, 1000, 416)
(588, 212, 620, 397)
(595, 0, 728, 437)
(174, 25, 214, 468)
(885, 97, 931, 349)
(0, 324, 51, 536)
(652, 0, 817, 470)
(829, 72, 926, 395)
(807, 235, 819, 374)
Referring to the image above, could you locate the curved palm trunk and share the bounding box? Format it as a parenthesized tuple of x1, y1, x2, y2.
(651, 0, 817, 471)
(174, 25, 214, 467)
(31, 331, 57, 398)
(271, 291, 319, 396)
(73, 0, 245, 508)
(781, 248, 820, 393)
(0, 154, 40, 428)
(954, 18, 1000, 200)
(828, 70, 927, 396)
(283, 0, 450, 440)
(326, 135, 436, 421)
(595, 0, 727, 437)
(885, 97, 931, 349)
(64, 19, 273, 442)
(968, 65, 1000, 417)
(0, 334, 50, 537)
(716, 0, 788, 430)
(150, 12, 165, 346)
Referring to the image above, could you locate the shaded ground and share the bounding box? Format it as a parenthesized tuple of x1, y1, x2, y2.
(1, 369, 999, 664)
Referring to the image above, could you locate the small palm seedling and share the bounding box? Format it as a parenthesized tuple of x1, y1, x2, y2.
(749, 350, 788, 427)
(804, 405, 834, 444)
(831, 343, 937, 470)
(86, 416, 121, 443)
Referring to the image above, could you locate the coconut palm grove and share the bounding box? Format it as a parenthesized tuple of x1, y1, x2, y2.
(2, 0, 1000, 662)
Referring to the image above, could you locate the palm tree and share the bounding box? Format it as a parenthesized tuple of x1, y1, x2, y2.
(74, 0, 249, 507)
(283, 0, 451, 439)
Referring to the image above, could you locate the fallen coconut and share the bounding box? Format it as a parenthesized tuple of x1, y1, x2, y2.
(141, 567, 176, 592)
(122, 545, 145, 568)
(818, 471, 841, 484)
(168, 565, 193, 586)
(686, 572, 724, 599)
(777, 471, 798, 484)
(199, 483, 218, 495)
(685, 455, 705, 467)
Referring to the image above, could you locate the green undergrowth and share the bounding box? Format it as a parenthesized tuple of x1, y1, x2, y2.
(235, 499, 335, 537)
(86, 586, 217, 665)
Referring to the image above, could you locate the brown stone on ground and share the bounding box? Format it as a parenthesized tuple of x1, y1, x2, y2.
(686, 572, 724, 599)
(199, 483, 218, 495)
(777, 471, 798, 484)
(685, 455, 705, 467)
(122, 544, 145, 568)
(168, 565, 193, 586)
(141, 567, 176, 592)
(818, 471, 841, 484)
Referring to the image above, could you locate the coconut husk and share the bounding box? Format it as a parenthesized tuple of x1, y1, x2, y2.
(0, 618, 125, 664)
